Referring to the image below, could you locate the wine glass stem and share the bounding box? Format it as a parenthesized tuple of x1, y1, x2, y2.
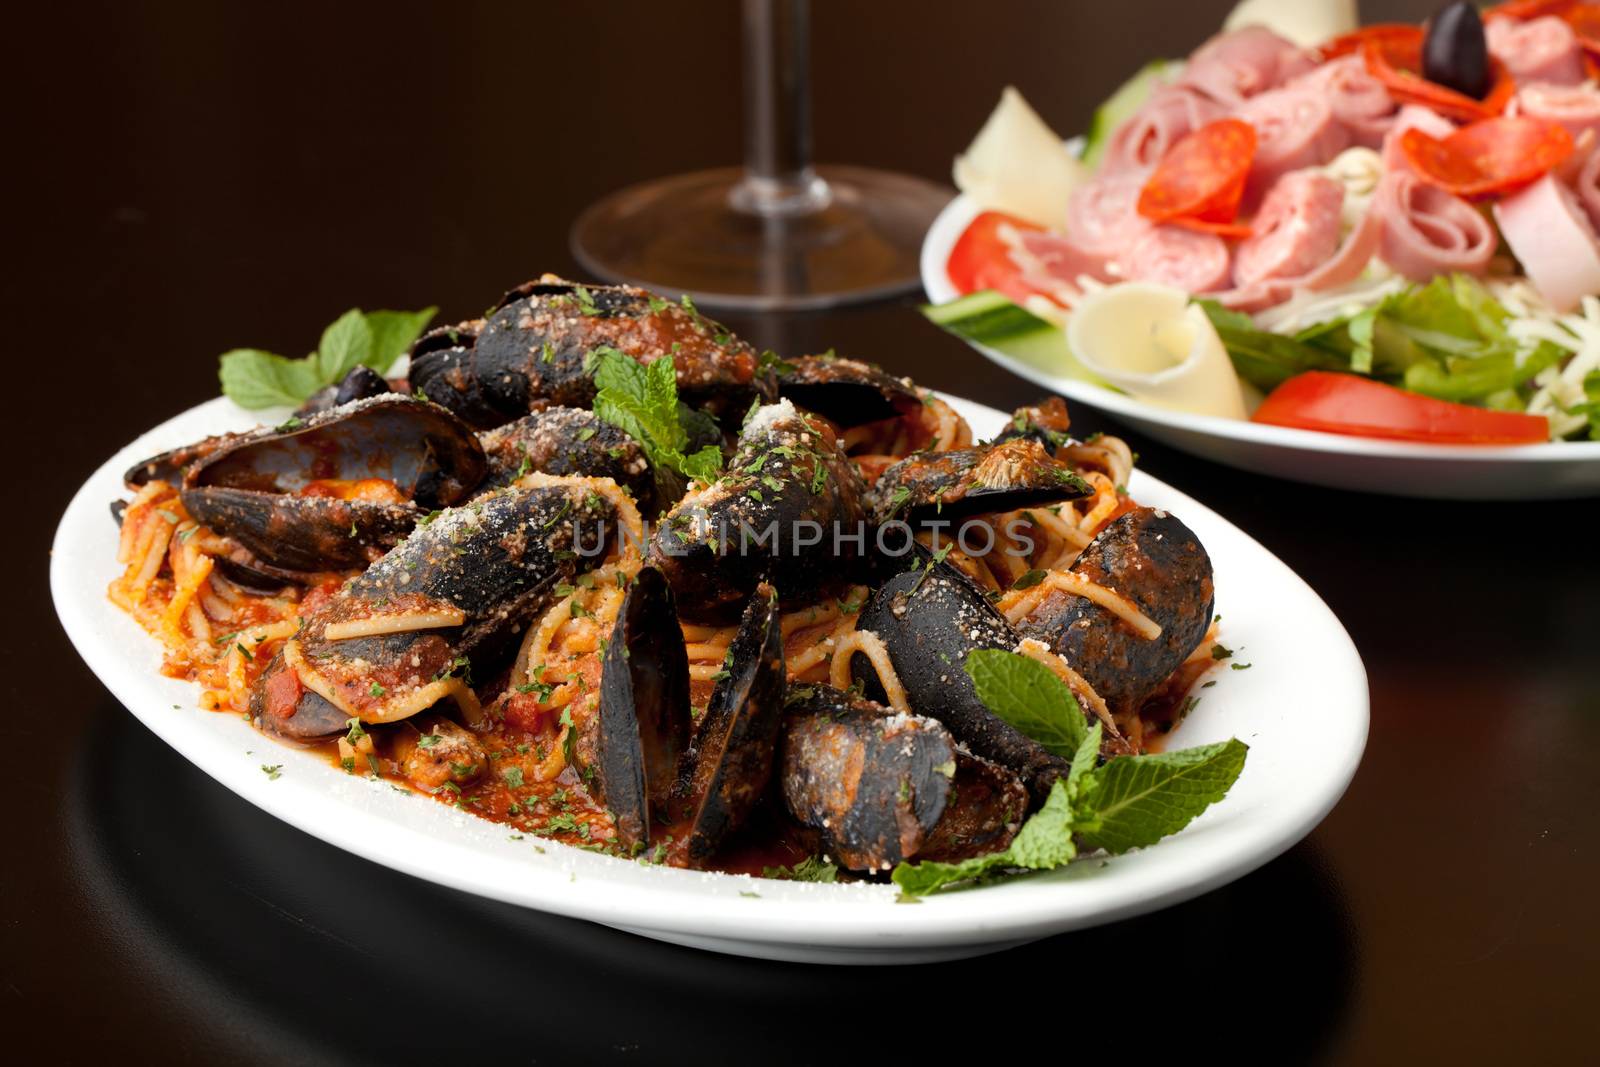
(735, 0, 829, 215)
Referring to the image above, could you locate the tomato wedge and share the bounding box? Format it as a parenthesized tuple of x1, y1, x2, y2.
(1137, 118, 1256, 229)
(1362, 34, 1515, 123)
(945, 210, 1046, 304)
(1252, 372, 1551, 444)
(1399, 116, 1575, 198)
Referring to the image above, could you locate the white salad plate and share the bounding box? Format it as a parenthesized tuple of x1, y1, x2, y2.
(922, 192, 1600, 500)
(52, 394, 1368, 965)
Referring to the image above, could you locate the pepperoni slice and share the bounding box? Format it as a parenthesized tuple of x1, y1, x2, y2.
(1399, 116, 1576, 198)
(1362, 34, 1515, 123)
(1136, 118, 1257, 229)
(1315, 23, 1424, 61)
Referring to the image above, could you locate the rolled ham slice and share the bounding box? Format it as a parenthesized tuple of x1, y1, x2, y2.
(1514, 83, 1600, 142)
(1216, 208, 1382, 312)
(1486, 16, 1586, 87)
(1234, 87, 1352, 210)
(1372, 171, 1496, 281)
(1102, 86, 1227, 174)
(1065, 172, 1152, 257)
(1289, 55, 1397, 149)
(1181, 26, 1315, 105)
(1493, 174, 1600, 312)
(1233, 170, 1346, 287)
(1005, 227, 1116, 304)
(1117, 225, 1232, 293)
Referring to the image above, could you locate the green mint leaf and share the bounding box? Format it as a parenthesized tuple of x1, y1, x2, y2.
(1068, 719, 1102, 788)
(218, 348, 325, 409)
(1001, 779, 1077, 868)
(364, 307, 437, 372)
(590, 348, 723, 493)
(890, 852, 1008, 898)
(315, 308, 373, 382)
(964, 649, 1088, 758)
(1073, 738, 1248, 855)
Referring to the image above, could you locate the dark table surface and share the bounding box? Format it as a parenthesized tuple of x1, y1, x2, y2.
(6, 1, 1598, 1063)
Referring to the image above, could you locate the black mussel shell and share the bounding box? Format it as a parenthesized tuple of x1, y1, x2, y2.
(681, 585, 787, 866)
(779, 685, 956, 872)
(1016, 506, 1214, 715)
(852, 547, 1071, 802)
(776, 354, 922, 429)
(596, 566, 691, 851)
(870, 438, 1090, 524)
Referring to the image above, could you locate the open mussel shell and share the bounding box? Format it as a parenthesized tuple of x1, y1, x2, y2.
(776, 354, 922, 429)
(1016, 506, 1214, 714)
(989, 397, 1074, 450)
(779, 685, 956, 872)
(179, 395, 487, 576)
(476, 407, 654, 510)
(252, 484, 614, 740)
(596, 566, 691, 852)
(651, 399, 869, 623)
(852, 547, 1071, 803)
(915, 750, 1030, 864)
(870, 438, 1091, 524)
(410, 276, 773, 428)
(184, 490, 419, 574)
(681, 585, 787, 867)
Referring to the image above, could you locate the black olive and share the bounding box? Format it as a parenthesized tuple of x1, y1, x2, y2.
(332, 364, 392, 406)
(1423, 1, 1491, 100)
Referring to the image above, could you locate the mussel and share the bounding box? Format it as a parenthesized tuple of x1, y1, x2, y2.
(1017, 506, 1215, 715)
(850, 548, 1074, 802)
(990, 397, 1074, 450)
(408, 277, 774, 429)
(780, 684, 1031, 872)
(776, 354, 922, 429)
(651, 399, 869, 622)
(869, 438, 1091, 524)
(680, 584, 787, 865)
(589, 573, 788, 862)
(594, 566, 691, 851)
(251, 484, 614, 740)
(476, 407, 655, 510)
(176, 395, 486, 579)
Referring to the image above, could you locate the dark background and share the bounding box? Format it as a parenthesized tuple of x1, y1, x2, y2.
(6, 1, 1598, 1063)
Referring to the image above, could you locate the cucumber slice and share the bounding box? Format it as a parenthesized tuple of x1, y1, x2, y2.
(1080, 59, 1179, 169)
(922, 291, 1116, 390)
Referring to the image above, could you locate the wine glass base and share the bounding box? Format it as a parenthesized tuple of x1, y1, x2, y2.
(570, 165, 953, 312)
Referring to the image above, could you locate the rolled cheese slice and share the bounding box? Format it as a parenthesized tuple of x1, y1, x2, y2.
(954, 86, 1087, 231)
(1066, 282, 1249, 419)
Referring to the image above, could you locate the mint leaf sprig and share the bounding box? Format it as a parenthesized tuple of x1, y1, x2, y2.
(588, 347, 724, 498)
(219, 306, 436, 410)
(892, 651, 1247, 898)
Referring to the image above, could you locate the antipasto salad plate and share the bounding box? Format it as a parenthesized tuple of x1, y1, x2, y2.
(921, 0, 1600, 499)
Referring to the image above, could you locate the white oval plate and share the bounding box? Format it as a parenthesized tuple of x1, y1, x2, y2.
(922, 192, 1600, 500)
(52, 394, 1368, 965)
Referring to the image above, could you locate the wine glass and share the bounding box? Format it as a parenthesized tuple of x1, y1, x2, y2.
(570, 0, 952, 311)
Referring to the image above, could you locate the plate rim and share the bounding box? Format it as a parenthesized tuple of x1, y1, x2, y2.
(51, 393, 1370, 952)
(919, 190, 1600, 466)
